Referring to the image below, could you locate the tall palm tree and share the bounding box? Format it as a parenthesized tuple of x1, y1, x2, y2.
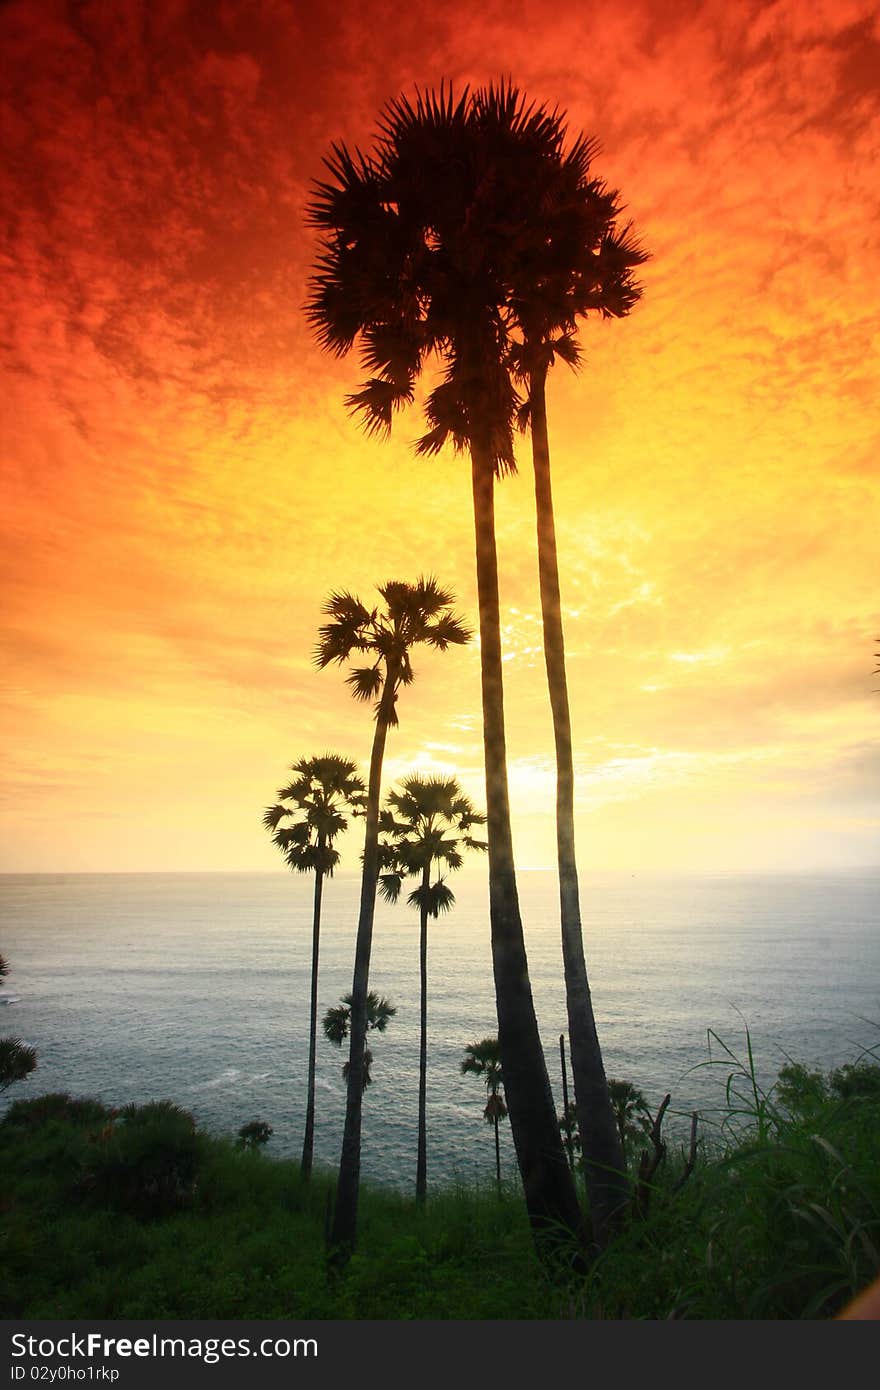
(492, 89, 649, 1244)
(378, 774, 487, 1203)
(461, 1036, 507, 1192)
(323, 990, 396, 1092)
(263, 753, 365, 1181)
(315, 577, 470, 1254)
(307, 83, 585, 1256)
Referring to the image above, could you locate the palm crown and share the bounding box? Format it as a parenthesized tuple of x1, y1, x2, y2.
(462, 1035, 504, 1089)
(307, 81, 646, 469)
(323, 990, 396, 1092)
(263, 753, 366, 876)
(315, 578, 470, 727)
(378, 774, 487, 912)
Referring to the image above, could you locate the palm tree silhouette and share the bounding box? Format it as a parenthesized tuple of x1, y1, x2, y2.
(378, 774, 487, 1203)
(307, 83, 585, 1255)
(315, 578, 469, 1254)
(494, 91, 648, 1244)
(263, 753, 365, 1181)
(606, 1078, 651, 1158)
(462, 1036, 508, 1192)
(323, 990, 396, 1092)
(0, 955, 37, 1095)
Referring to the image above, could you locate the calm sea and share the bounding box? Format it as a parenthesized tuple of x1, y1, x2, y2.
(1, 870, 878, 1192)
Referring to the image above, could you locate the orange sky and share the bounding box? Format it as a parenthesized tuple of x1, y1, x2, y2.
(1, 0, 878, 874)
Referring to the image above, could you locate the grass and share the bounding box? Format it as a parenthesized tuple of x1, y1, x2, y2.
(2, 1036, 879, 1320)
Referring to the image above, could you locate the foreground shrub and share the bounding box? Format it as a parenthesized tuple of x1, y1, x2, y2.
(81, 1101, 205, 1219)
(237, 1120, 273, 1150)
(2, 1092, 111, 1131)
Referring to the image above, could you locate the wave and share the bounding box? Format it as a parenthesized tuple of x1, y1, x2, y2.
(196, 1068, 242, 1089)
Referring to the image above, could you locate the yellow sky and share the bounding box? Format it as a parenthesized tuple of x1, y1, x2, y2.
(1, 0, 878, 873)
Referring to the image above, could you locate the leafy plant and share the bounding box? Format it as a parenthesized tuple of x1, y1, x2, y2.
(237, 1121, 273, 1151)
(0, 1038, 37, 1095)
(82, 1102, 204, 1219)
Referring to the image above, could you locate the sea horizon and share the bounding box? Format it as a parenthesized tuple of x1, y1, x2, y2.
(3, 866, 878, 1192)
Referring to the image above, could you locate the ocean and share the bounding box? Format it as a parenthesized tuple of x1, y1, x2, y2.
(1, 869, 878, 1192)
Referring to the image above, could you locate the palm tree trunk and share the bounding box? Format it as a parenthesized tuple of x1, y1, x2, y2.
(330, 675, 396, 1256)
(416, 867, 429, 1205)
(300, 864, 324, 1181)
(493, 1108, 501, 1193)
(470, 443, 584, 1257)
(529, 366, 628, 1246)
(559, 1032, 575, 1172)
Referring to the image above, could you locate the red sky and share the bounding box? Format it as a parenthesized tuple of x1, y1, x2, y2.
(1, 0, 878, 873)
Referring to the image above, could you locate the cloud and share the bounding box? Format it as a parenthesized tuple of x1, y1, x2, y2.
(1, 0, 877, 869)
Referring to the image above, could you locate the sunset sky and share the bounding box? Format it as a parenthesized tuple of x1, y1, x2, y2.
(2, 0, 878, 875)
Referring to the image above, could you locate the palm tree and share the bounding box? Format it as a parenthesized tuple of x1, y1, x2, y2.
(323, 990, 396, 1092)
(560, 1078, 652, 1164)
(378, 774, 487, 1203)
(495, 90, 649, 1245)
(0, 1038, 37, 1094)
(607, 1078, 651, 1159)
(461, 1036, 508, 1191)
(263, 753, 365, 1181)
(0, 955, 37, 1095)
(315, 577, 469, 1254)
(307, 83, 585, 1256)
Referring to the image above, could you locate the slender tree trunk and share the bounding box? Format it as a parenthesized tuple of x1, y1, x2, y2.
(529, 366, 628, 1246)
(470, 443, 584, 1257)
(415, 867, 429, 1205)
(329, 675, 396, 1256)
(559, 1032, 574, 1172)
(493, 1107, 501, 1193)
(300, 863, 324, 1181)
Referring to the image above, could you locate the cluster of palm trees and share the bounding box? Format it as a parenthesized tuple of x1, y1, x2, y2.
(302, 81, 647, 1262)
(266, 747, 494, 1216)
(266, 578, 488, 1251)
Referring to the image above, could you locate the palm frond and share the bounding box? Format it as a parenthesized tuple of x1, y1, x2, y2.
(262, 804, 289, 831)
(366, 992, 397, 1031)
(345, 665, 383, 702)
(484, 1091, 508, 1124)
(408, 878, 456, 917)
(344, 377, 413, 436)
(378, 872, 404, 904)
(550, 332, 582, 369)
(424, 611, 472, 649)
(322, 1003, 350, 1046)
(461, 1036, 503, 1084)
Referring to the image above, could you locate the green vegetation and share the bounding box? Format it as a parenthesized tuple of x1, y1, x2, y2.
(4, 1044, 877, 1319)
(237, 1121, 273, 1151)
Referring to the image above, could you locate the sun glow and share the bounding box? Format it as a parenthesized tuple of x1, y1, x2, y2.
(1, 0, 878, 873)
